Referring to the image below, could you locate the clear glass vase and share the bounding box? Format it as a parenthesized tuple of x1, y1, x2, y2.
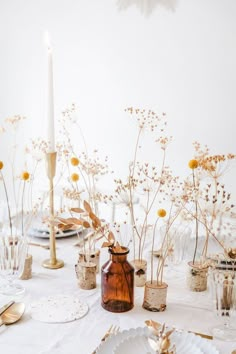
(209, 260, 236, 341)
(101, 247, 134, 313)
(0, 233, 27, 296)
(160, 224, 191, 268)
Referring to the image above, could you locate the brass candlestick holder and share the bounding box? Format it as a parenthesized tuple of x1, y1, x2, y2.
(42, 152, 64, 269)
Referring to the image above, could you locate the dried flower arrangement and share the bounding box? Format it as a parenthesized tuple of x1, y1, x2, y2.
(150, 208, 167, 284)
(183, 142, 236, 264)
(177, 143, 236, 291)
(143, 198, 186, 310)
(57, 104, 111, 215)
(114, 107, 173, 265)
(55, 200, 123, 256)
(0, 115, 42, 237)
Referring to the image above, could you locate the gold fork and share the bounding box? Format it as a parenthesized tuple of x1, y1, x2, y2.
(91, 325, 120, 354)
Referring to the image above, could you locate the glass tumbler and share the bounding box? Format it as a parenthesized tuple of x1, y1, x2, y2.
(209, 260, 236, 341)
(160, 224, 191, 267)
(0, 233, 27, 296)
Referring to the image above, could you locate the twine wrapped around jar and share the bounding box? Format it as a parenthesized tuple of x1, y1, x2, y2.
(20, 254, 33, 280)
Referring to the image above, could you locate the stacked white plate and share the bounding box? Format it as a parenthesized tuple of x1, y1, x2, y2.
(96, 327, 219, 354)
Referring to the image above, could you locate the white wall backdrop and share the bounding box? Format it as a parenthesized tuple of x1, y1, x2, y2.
(0, 0, 235, 198)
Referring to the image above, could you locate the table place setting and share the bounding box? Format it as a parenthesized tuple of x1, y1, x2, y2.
(0, 14, 235, 353)
(94, 321, 220, 354)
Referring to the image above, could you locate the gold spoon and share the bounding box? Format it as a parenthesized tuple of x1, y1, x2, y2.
(0, 302, 25, 327)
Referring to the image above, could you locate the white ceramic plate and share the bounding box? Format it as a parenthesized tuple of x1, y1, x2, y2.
(114, 330, 204, 354)
(28, 227, 81, 239)
(28, 212, 82, 238)
(29, 294, 89, 323)
(97, 327, 219, 354)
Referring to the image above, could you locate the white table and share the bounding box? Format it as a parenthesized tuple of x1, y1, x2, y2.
(0, 236, 235, 354)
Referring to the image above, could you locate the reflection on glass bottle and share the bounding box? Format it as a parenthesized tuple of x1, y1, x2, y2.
(101, 247, 134, 313)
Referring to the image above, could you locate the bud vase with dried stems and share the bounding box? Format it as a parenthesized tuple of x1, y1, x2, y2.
(113, 108, 171, 287)
(185, 160, 208, 291)
(75, 261, 96, 290)
(78, 248, 100, 274)
(76, 231, 97, 290)
(143, 209, 169, 312)
(185, 150, 236, 292)
(101, 246, 134, 313)
(75, 235, 97, 290)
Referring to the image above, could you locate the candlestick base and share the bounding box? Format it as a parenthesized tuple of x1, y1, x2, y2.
(42, 259, 64, 269)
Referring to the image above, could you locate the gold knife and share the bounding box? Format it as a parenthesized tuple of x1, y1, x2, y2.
(0, 301, 15, 316)
(191, 331, 213, 340)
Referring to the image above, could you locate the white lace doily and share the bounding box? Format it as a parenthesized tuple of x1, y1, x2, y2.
(29, 294, 89, 323)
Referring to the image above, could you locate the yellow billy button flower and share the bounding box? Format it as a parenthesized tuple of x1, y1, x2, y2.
(0, 161, 3, 170)
(157, 209, 166, 218)
(71, 173, 79, 182)
(21, 171, 30, 181)
(188, 159, 198, 169)
(70, 157, 80, 166)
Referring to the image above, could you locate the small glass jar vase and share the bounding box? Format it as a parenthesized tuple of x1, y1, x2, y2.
(101, 247, 134, 313)
(187, 261, 208, 292)
(131, 259, 147, 287)
(78, 248, 100, 274)
(75, 262, 96, 290)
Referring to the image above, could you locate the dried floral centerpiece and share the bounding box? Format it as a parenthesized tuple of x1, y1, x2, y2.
(57, 104, 111, 215)
(143, 208, 168, 311)
(143, 202, 184, 311)
(55, 200, 102, 289)
(114, 107, 173, 286)
(182, 143, 236, 291)
(0, 115, 44, 290)
(56, 200, 134, 309)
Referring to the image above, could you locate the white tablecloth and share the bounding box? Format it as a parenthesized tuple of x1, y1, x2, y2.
(0, 236, 235, 354)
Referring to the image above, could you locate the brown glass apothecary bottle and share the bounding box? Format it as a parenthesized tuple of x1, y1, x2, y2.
(101, 247, 134, 313)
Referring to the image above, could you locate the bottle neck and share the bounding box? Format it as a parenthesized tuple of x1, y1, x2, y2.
(110, 253, 128, 263)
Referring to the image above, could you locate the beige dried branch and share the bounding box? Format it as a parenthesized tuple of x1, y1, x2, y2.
(56, 200, 124, 253)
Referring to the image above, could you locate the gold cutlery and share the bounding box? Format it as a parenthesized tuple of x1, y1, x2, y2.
(191, 331, 213, 340)
(91, 325, 120, 354)
(146, 320, 213, 341)
(29, 242, 50, 250)
(0, 302, 25, 327)
(0, 301, 15, 316)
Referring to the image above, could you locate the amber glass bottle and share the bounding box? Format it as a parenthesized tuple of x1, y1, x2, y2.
(101, 247, 134, 313)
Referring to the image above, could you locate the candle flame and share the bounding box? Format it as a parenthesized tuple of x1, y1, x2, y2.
(44, 31, 51, 50)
